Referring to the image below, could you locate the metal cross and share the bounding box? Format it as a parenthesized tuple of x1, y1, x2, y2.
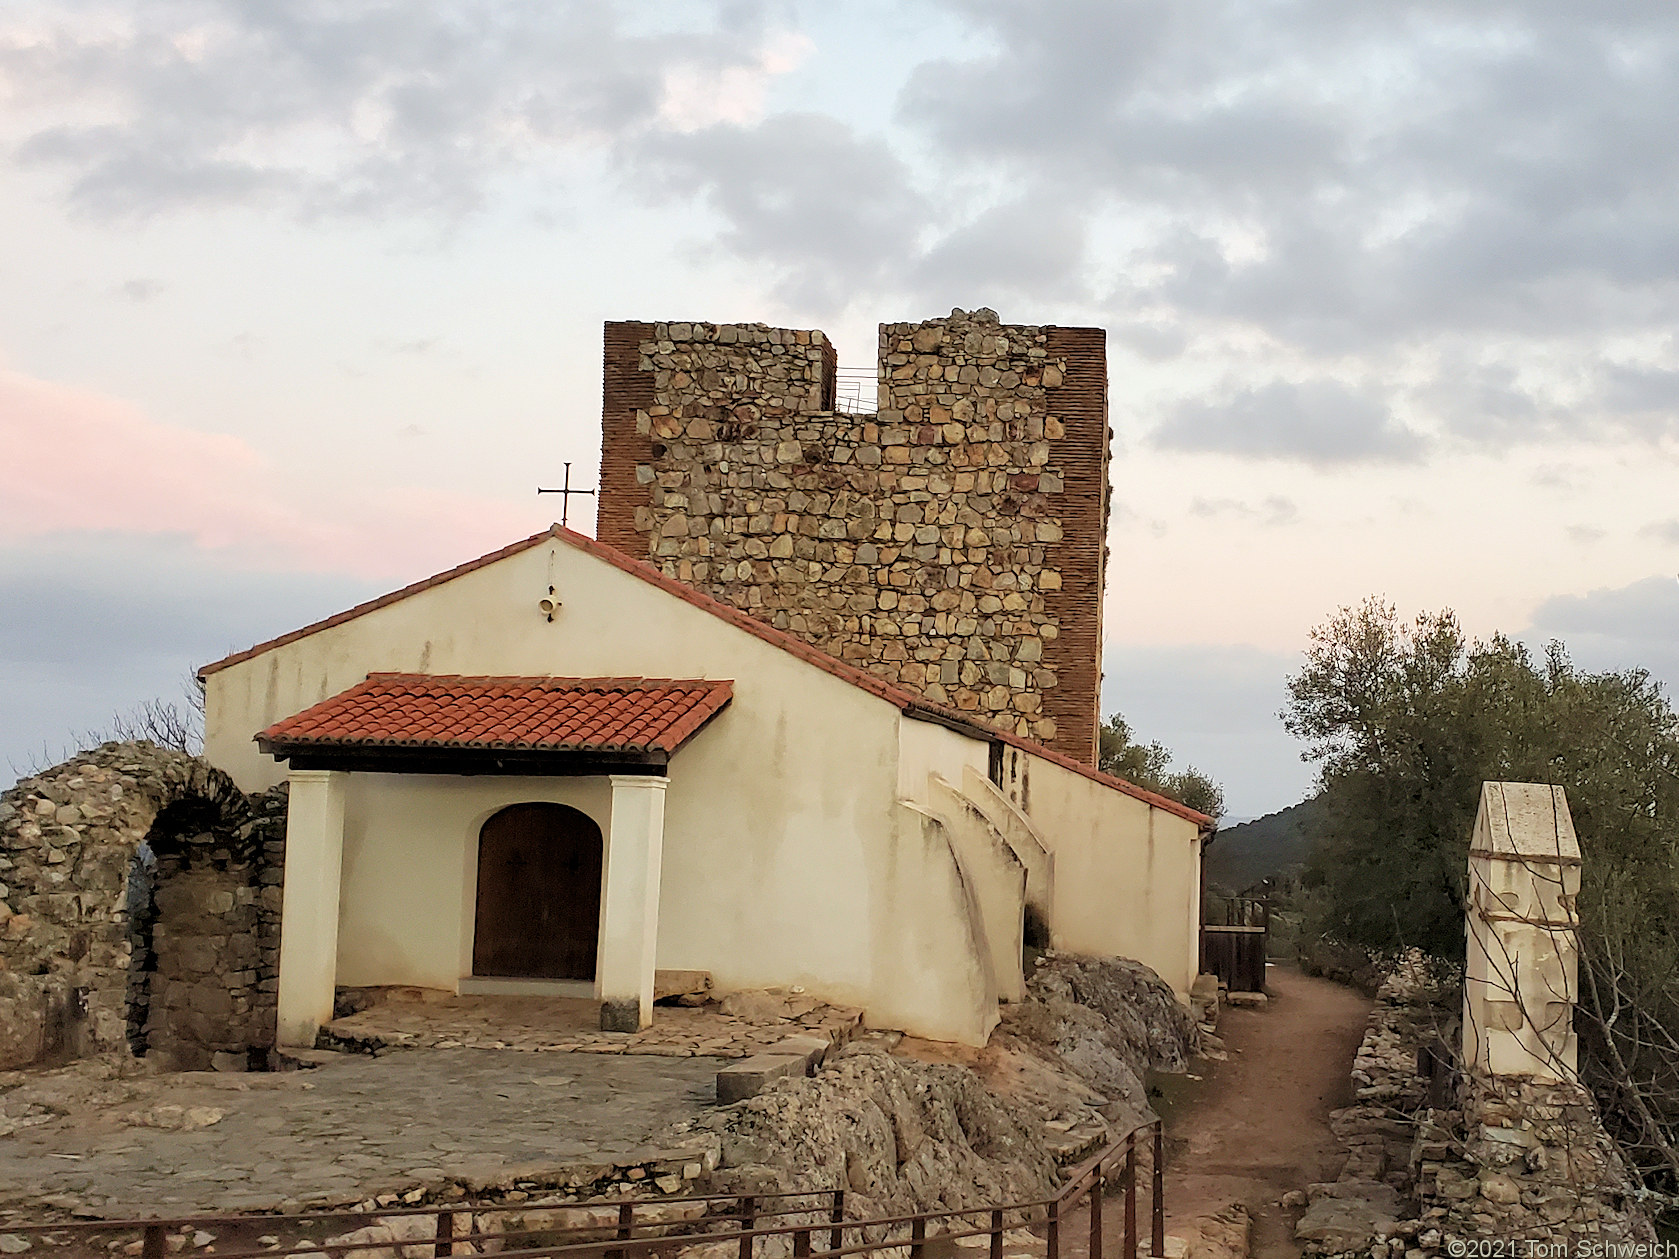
(537, 462, 597, 527)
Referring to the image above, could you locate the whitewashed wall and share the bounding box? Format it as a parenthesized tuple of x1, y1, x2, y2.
(203, 536, 1004, 1043)
(1024, 753, 1205, 998)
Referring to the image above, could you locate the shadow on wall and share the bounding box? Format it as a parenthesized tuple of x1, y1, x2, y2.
(0, 742, 287, 1072)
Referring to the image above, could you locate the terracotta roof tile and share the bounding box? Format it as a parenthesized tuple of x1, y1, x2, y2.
(256, 675, 732, 756)
(206, 525, 1210, 829)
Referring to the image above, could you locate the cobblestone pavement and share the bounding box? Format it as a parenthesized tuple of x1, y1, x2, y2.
(0, 1049, 723, 1220)
(321, 989, 863, 1057)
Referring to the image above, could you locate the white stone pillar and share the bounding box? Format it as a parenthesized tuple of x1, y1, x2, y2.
(1464, 782, 1581, 1083)
(275, 769, 348, 1049)
(598, 774, 668, 1032)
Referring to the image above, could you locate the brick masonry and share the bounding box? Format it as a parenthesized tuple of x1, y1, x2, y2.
(597, 308, 1110, 763)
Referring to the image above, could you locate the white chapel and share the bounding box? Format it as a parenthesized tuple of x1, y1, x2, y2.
(196, 311, 1214, 1049)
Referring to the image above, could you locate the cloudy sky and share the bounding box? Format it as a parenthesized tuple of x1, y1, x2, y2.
(4, 0, 1678, 817)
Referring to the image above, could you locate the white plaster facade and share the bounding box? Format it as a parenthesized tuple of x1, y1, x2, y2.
(201, 527, 1210, 1048)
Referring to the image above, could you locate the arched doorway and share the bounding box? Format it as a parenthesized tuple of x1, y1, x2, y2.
(472, 803, 603, 981)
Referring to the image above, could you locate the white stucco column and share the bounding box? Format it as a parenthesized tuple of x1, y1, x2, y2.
(597, 774, 668, 1032)
(276, 769, 348, 1048)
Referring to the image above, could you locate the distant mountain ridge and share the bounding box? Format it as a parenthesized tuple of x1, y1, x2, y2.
(1204, 797, 1321, 892)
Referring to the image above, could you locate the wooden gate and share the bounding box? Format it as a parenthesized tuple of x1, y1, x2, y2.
(1200, 896, 1269, 993)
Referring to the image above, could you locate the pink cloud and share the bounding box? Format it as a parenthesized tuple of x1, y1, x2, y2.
(0, 367, 538, 580)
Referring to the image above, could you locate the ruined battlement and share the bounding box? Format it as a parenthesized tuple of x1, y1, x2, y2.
(597, 308, 1110, 762)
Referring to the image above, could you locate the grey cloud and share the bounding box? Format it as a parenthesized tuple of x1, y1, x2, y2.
(1108, 320, 1186, 362)
(913, 195, 1090, 308)
(1599, 364, 1679, 436)
(1523, 575, 1679, 698)
(627, 113, 930, 311)
(1531, 464, 1580, 492)
(15, 0, 1679, 460)
(897, 0, 1679, 444)
(117, 278, 167, 302)
(1412, 361, 1549, 442)
(1641, 520, 1679, 545)
(1426, 359, 1679, 444)
(1189, 496, 1298, 527)
(908, 1, 1679, 312)
(0, 532, 378, 777)
(384, 338, 439, 356)
(2, 1, 779, 219)
(1153, 379, 1425, 465)
(1108, 500, 1169, 538)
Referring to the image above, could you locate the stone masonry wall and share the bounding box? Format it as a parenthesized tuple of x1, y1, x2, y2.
(1297, 954, 1650, 1259)
(0, 743, 284, 1072)
(1417, 1073, 1651, 1246)
(597, 307, 1110, 762)
(138, 787, 287, 1070)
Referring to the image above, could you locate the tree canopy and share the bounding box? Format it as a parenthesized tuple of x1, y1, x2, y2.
(1285, 596, 1679, 1189)
(1098, 712, 1226, 821)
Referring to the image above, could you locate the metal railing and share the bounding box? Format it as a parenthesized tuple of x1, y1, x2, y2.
(1, 1121, 1168, 1259)
(832, 367, 878, 415)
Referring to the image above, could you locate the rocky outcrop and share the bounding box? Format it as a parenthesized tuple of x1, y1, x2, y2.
(0, 743, 285, 1071)
(671, 1043, 1059, 1221)
(667, 952, 1196, 1227)
(1008, 953, 1199, 1119)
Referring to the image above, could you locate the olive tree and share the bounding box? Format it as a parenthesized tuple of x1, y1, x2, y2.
(1285, 596, 1679, 1197)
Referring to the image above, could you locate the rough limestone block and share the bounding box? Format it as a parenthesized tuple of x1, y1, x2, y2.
(767, 1033, 832, 1073)
(716, 1053, 808, 1104)
(1295, 1181, 1400, 1250)
(717, 988, 790, 1021)
(1226, 991, 1269, 1009)
(654, 969, 712, 1002)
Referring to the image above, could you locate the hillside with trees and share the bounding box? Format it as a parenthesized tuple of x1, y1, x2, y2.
(1203, 797, 1321, 893)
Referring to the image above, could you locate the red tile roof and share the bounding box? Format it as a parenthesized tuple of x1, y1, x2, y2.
(256, 675, 732, 756)
(206, 525, 1212, 829)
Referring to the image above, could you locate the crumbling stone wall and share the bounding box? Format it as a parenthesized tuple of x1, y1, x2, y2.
(1417, 1071, 1651, 1245)
(138, 788, 287, 1069)
(1298, 955, 1650, 1258)
(0, 743, 284, 1071)
(597, 307, 1111, 762)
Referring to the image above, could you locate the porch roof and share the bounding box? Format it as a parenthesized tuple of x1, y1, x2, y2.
(255, 674, 732, 775)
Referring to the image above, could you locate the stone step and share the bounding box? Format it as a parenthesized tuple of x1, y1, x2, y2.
(766, 1033, 832, 1072)
(715, 1053, 809, 1103)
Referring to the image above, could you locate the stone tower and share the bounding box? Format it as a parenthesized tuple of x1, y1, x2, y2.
(597, 308, 1110, 764)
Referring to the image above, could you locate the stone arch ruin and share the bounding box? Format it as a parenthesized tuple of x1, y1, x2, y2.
(0, 742, 286, 1071)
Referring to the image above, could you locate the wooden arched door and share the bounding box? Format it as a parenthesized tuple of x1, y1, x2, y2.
(472, 803, 603, 981)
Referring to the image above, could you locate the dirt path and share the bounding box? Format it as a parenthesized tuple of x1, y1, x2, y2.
(1155, 965, 1371, 1259)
